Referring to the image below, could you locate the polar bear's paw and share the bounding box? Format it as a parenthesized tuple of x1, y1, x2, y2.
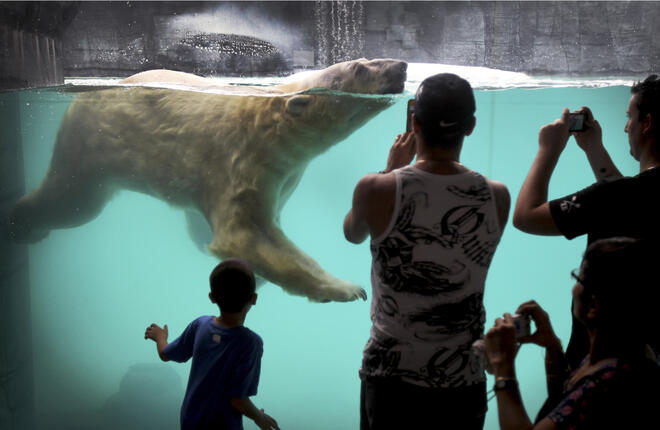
(312, 280, 367, 303)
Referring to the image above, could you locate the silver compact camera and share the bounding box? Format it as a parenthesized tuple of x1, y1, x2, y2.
(512, 313, 532, 339)
(472, 313, 533, 374)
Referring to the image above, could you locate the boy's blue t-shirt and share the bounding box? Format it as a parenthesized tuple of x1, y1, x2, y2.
(164, 315, 263, 430)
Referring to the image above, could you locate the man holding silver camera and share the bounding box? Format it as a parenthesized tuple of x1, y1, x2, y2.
(344, 73, 510, 429)
(513, 75, 660, 369)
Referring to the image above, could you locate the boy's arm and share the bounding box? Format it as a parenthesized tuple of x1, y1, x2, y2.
(230, 398, 279, 430)
(144, 323, 169, 361)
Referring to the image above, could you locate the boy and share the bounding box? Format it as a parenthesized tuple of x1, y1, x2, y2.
(145, 258, 279, 430)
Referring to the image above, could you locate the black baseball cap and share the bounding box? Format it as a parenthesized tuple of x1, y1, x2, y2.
(413, 73, 476, 133)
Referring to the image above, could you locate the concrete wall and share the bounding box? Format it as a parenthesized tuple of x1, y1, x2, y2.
(0, 101, 34, 428)
(0, 2, 78, 89)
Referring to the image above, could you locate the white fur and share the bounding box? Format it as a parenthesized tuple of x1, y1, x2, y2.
(9, 59, 407, 302)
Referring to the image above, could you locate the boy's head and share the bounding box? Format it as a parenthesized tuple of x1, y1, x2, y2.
(413, 73, 476, 147)
(209, 258, 256, 313)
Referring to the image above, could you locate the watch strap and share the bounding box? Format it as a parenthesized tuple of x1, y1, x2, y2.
(493, 377, 518, 391)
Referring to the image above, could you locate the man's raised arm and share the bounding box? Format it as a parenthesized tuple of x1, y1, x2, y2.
(573, 107, 623, 180)
(512, 109, 571, 235)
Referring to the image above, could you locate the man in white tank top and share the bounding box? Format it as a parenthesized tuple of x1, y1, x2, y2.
(344, 74, 510, 429)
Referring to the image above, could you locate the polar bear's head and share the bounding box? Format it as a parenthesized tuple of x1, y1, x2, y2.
(278, 58, 407, 95)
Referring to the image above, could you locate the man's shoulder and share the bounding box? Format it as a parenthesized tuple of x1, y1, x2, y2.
(358, 171, 397, 189)
(582, 172, 649, 197)
(354, 171, 397, 202)
(484, 177, 510, 195)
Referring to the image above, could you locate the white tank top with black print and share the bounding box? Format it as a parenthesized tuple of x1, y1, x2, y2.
(362, 165, 503, 388)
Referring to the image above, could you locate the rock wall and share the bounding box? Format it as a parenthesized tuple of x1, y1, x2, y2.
(2, 1, 659, 81)
(361, 1, 659, 74)
(0, 2, 78, 89)
(60, 1, 314, 77)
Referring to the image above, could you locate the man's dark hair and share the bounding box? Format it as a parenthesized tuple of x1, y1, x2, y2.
(209, 258, 256, 313)
(580, 237, 657, 352)
(631, 74, 660, 141)
(413, 73, 476, 147)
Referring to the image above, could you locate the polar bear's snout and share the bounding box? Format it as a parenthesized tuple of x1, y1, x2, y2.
(362, 58, 407, 95)
(384, 60, 407, 93)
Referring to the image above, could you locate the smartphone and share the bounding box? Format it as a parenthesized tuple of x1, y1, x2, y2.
(406, 99, 415, 132)
(568, 112, 587, 132)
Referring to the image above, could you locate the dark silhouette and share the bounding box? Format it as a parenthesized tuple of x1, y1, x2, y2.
(145, 259, 279, 430)
(485, 238, 660, 429)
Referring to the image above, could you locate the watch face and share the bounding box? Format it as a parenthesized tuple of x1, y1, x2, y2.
(494, 378, 517, 391)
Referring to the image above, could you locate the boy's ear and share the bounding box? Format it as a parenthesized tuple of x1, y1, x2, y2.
(209, 292, 216, 304)
(251, 293, 258, 305)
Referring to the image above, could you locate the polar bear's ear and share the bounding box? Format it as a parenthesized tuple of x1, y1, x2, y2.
(285, 95, 312, 116)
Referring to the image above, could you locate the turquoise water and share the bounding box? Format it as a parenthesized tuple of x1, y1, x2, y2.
(2, 81, 636, 430)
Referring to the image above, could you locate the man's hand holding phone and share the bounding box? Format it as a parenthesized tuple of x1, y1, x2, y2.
(406, 99, 415, 132)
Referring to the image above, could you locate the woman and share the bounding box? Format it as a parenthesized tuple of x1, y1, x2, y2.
(484, 237, 660, 430)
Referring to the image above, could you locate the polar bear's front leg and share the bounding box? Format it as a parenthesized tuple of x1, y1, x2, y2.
(208, 219, 366, 303)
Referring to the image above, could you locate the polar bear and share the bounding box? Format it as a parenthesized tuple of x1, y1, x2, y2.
(9, 58, 407, 302)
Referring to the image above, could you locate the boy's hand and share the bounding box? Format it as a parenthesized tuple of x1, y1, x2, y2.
(144, 323, 168, 343)
(255, 409, 279, 430)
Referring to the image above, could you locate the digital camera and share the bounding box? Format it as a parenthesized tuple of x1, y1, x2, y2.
(568, 111, 587, 132)
(512, 313, 532, 339)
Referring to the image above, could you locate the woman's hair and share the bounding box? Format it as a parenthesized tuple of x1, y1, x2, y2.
(580, 237, 657, 348)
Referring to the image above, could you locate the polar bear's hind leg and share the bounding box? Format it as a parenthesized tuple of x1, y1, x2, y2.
(209, 220, 366, 302)
(8, 170, 112, 242)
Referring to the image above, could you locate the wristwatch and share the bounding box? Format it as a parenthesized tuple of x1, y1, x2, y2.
(493, 377, 518, 391)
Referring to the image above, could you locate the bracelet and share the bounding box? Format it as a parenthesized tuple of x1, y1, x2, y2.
(493, 376, 518, 391)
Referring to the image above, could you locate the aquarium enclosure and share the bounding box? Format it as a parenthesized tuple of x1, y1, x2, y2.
(1, 2, 658, 430)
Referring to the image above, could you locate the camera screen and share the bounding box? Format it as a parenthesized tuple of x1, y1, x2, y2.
(569, 113, 586, 132)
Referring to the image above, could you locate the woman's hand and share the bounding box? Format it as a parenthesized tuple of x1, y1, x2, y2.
(515, 300, 560, 349)
(484, 313, 518, 377)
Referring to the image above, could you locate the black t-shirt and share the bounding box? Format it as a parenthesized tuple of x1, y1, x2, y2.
(549, 167, 660, 244)
(548, 166, 660, 370)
